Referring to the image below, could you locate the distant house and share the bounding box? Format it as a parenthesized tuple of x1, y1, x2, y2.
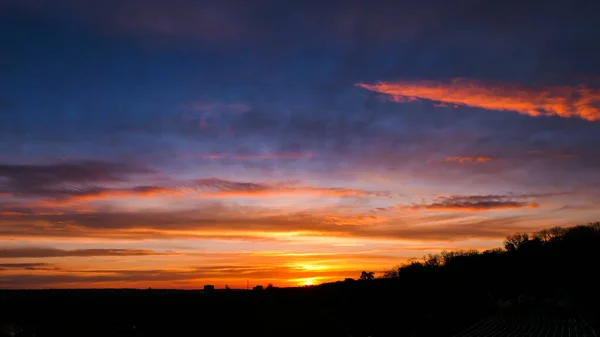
(204, 285, 215, 293)
(253, 285, 263, 291)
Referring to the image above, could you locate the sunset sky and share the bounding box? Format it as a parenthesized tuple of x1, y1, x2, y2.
(1, 0, 600, 289)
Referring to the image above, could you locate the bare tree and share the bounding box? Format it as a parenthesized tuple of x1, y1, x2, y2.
(504, 233, 529, 251)
(534, 227, 566, 242)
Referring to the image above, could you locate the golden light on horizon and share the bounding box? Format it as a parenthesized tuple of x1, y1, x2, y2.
(295, 277, 319, 286)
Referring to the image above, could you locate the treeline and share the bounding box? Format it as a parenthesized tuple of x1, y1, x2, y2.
(375, 222, 600, 311)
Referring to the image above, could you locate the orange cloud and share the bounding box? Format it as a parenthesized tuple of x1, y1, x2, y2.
(0, 203, 545, 243)
(357, 79, 600, 121)
(30, 186, 184, 207)
(444, 156, 494, 164)
(1, 179, 382, 211)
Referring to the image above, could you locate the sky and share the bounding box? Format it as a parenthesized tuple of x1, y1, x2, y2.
(1, 0, 600, 289)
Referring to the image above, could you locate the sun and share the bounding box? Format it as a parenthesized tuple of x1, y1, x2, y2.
(296, 277, 318, 286)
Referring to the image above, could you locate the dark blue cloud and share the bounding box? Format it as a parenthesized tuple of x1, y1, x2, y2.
(0, 0, 599, 194)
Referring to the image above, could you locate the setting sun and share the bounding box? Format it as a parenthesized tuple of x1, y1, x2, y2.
(295, 278, 318, 286)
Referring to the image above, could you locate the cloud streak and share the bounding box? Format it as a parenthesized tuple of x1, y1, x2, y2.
(184, 178, 383, 198)
(0, 204, 543, 242)
(357, 79, 600, 121)
(444, 156, 495, 164)
(1, 172, 380, 207)
(0, 248, 171, 258)
(182, 102, 251, 112)
(0, 161, 154, 198)
(0, 263, 52, 270)
(408, 195, 539, 212)
(183, 152, 314, 160)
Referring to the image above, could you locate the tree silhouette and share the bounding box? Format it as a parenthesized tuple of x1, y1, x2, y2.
(503, 232, 530, 251)
(359, 271, 375, 280)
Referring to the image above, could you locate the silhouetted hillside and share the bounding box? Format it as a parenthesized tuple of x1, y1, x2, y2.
(380, 222, 600, 305)
(1, 222, 598, 337)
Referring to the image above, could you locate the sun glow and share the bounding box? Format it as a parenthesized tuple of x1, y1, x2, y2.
(296, 277, 319, 286)
(295, 263, 328, 271)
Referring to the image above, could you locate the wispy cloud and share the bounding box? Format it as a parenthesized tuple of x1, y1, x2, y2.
(444, 156, 495, 164)
(50, 186, 181, 204)
(0, 203, 544, 242)
(0, 161, 154, 198)
(0, 175, 382, 209)
(408, 194, 539, 212)
(0, 263, 52, 270)
(0, 248, 172, 258)
(182, 102, 250, 113)
(184, 178, 383, 198)
(357, 79, 600, 121)
(526, 151, 580, 160)
(183, 152, 314, 160)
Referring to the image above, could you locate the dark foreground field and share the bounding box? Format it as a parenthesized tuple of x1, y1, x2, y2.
(454, 309, 597, 337)
(0, 284, 490, 337)
(0, 286, 597, 337)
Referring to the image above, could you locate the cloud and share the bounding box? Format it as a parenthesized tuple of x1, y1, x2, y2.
(357, 79, 600, 121)
(444, 156, 495, 164)
(39, 186, 182, 206)
(185, 178, 382, 198)
(408, 195, 539, 212)
(6, 0, 597, 54)
(0, 263, 52, 270)
(182, 152, 314, 160)
(0, 202, 545, 243)
(182, 102, 251, 113)
(232, 153, 314, 160)
(0, 161, 154, 198)
(0, 177, 383, 210)
(0, 186, 182, 209)
(0, 248, 171, 258)
(526, 151, 580, 160)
